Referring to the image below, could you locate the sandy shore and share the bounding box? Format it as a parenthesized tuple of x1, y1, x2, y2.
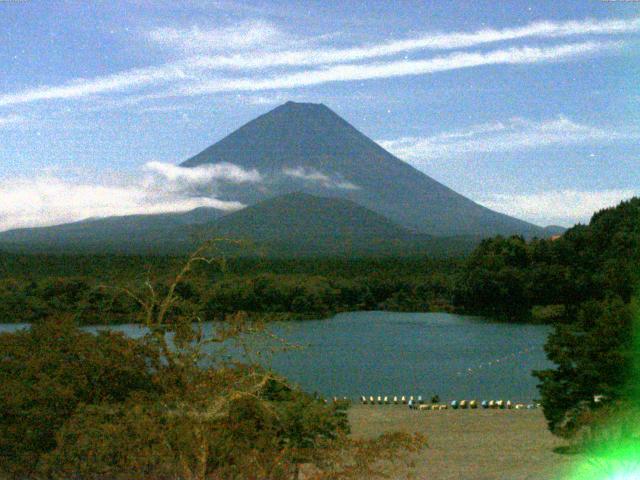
(348, 405, 581, 480)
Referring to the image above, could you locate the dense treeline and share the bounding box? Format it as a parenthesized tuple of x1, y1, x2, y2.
(0, 255, 459, 325)
(0, 253, 458, 280)
(455, 198, 640, 439)
(203, 271, 454, 319)
(1, 199, 638, 329)
(455, 198, 640, 321)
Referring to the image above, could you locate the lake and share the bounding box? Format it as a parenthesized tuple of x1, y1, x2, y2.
(0, 311, 551, 402)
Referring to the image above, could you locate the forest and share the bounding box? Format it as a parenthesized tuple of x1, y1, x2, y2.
(0, 254, 460, 325)
(1, 199, 638, 326)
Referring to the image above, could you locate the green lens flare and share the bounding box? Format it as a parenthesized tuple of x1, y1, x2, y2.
(565, 295, 640, 480)
(567, 439, 640, 479)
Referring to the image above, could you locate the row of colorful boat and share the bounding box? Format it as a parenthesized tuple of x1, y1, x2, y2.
(357, 396, 539, 410)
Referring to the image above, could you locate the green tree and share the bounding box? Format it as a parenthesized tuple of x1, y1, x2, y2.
(533, 298, 634, 438)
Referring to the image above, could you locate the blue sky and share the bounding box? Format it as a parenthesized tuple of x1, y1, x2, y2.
(1, 0, 639, 231)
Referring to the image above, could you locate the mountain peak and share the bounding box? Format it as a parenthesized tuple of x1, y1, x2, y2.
(264, 100, 340, 122)
(281, 100, 327, 108)
(275, 100, 334, 115)
(181, 100, 366, 171)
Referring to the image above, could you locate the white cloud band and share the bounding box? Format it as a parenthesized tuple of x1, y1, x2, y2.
(478, 189, 639, 226)
(163, 16, 640, 68)
(283, 166, 359, 190)
(144, 161, 262, 185)
(0, 162, 262, 232)
(148, 20, 294, 53)
(0, 178, 242, 232)
(174, 41, 619, 98)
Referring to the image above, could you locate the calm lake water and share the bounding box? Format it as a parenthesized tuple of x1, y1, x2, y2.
(0, 312, 551, 402)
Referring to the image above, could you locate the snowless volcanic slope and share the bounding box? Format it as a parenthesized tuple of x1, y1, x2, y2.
(182, 101, 543, 237)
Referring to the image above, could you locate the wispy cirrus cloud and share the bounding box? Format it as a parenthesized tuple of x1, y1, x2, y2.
(478, 189, 639, 226)
(379, 115, 639, 161)
(0, 15, 635, 108)
(175, 41, 618, 97)
(147, 20, 294, 53)
(0, 65, 189, 108)
(161, 16, 640, 69)
(0, 162, 262, 231)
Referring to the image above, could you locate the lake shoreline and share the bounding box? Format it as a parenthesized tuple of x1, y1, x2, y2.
(1, 312, 552, 402)
(0, 306, 551, 326)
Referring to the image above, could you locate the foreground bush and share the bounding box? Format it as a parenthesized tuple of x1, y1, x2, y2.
(38, 391, 352, 479)
(0, 319, 421, 479)
(0, 318, 161, 477)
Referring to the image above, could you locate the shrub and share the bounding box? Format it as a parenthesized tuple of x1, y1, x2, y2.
(0, 318, 161, 477)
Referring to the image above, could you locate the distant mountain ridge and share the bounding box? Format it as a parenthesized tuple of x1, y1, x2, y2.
(0, 193, 480, 257)
(0, 208, 224, 254)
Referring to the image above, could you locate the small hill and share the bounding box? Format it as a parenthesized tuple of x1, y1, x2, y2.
(198, 192, 479, 257)
(213, 192, 410, 242)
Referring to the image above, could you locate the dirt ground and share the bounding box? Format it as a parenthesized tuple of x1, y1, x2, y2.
(348, 405, 581, 480)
